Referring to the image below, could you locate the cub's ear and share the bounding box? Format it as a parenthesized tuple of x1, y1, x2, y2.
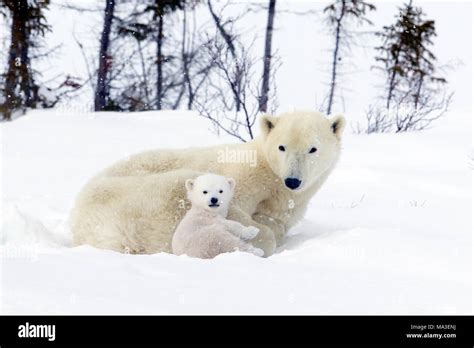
(185, 179, 194, 192)
(259, 114, 279, 137)
(227, 178, 236, 191)
(330, 115, 346, 140)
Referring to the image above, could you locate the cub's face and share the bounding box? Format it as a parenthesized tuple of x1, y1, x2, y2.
(260, 111, 345, 192)
(185, 173, 235, 215)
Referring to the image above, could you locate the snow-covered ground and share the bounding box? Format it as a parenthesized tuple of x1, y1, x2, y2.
(0, 110, 472, 314)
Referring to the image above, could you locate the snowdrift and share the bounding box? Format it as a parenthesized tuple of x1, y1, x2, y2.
(1, 110, 471, 314)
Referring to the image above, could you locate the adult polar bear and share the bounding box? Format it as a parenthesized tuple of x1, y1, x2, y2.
(71, 111, 345, 256)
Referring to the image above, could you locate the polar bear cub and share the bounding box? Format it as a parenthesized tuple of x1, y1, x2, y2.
(172, 173, 264, 259)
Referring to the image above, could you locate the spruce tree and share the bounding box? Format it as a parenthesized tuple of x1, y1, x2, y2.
(116, 0, 185, 110)
(374, 0, 445, 111)
(0, 0, 51, 120)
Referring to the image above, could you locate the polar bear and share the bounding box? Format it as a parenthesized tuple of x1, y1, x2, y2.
(172, 173, 264, 258)
(71, 110, 345, 256)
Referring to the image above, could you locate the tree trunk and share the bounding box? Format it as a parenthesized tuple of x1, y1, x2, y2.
(156, 12, 164, 110)
(386, 59, 398, 109)
(137, 40, 150, 109)
(327, 0, 346, 115)
(258, 0, 276, 113)
(414, 73, 423, 110)
(94, 0, 115, 112)
(3, 0, 31, 120)
(386, 47, 401, 110)
(181, 4, 194, 110)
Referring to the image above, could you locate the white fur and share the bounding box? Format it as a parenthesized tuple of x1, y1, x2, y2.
(71, 110, 345, 256)
(172, 174, 263, 258)
(184, 173, 235, 217)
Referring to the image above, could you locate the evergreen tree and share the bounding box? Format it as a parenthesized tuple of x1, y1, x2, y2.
(115, 0, 185, 110)
(374, 0, 445, 110)
(0, 0, 51, 120)
(405, 6, 446, 109)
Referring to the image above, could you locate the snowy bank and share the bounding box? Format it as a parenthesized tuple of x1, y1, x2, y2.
(1, 110, 471, 314)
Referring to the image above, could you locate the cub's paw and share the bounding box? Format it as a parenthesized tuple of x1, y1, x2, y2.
(248, 246, 264, 257)
(241, 226, 260, 240)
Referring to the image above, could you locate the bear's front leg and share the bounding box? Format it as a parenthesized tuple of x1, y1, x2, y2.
(227, 206, 276, 257)
(252, 213, 287, 247)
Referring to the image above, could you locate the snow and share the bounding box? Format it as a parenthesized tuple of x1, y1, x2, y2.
(1, 109, 472, 314)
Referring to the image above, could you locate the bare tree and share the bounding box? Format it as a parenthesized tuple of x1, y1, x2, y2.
(94, 0, 115, 111)
(181, 2, 192, 109)
(147, 0, 185, 110)
(156, 4, 164, 110)
(194, 1, 276, 142)
(179, 2, 214, 110)
(324, 0, 376, 115)
(392, 90, 452, 132)
(196, 35, 259, 141)
(207, 0, 242, 111)
(353, 104, 396, 134)
(258, 0, 276, 113)
(92, 0, 189, 111)
(356, 90, 452, 134)
(116, 0, 184, 110)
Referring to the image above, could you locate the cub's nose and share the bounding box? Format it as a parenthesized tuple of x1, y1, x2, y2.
(284, 178, 302, 190)
(210, 197, 219, 204)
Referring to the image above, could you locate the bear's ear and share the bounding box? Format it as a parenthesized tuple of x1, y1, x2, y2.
(330, 114, 346, 140)
(227, 178, 236, 191)
(260, 114, 279, 137)
(185, 179, 194, 192)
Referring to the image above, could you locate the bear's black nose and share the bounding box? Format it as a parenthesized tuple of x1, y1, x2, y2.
(210, 197, 219, 204)
(284, 178, 302, 190)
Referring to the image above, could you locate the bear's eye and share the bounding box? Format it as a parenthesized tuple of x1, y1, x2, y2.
(278, 145, 285, 152)
(203, 191, 208, 194)
(219, 190, 223, 194)
(309, 147, 317, 154)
